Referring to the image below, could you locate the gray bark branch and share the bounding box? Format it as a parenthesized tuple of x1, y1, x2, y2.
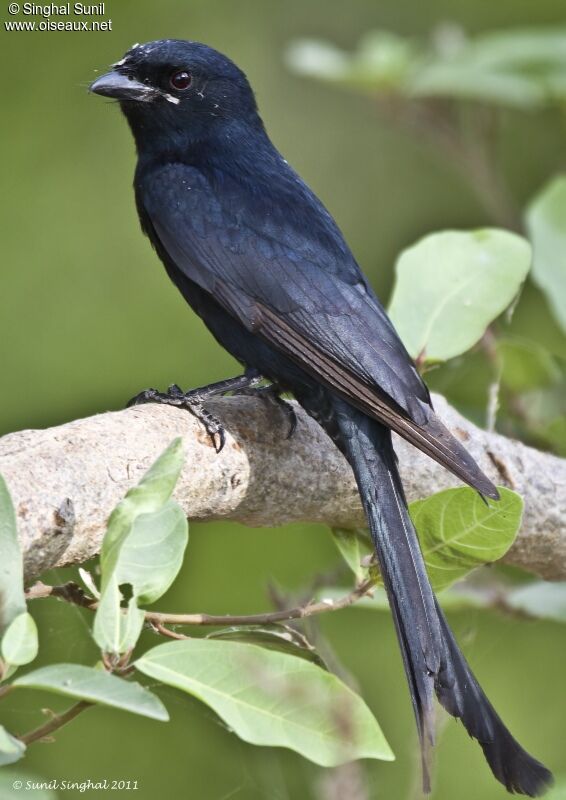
(0, 394, 564, 580)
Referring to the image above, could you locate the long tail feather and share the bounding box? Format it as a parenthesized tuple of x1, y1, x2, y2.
(333, 400, 552, 796)
(435, 601, 552, 796)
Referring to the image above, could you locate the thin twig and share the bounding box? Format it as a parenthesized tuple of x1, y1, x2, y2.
(26, 581, 97, 609)
(150, 621, 189, 640)
(18, 700, 92, 745)
(26, 579, 375, 628)
(146, 580, 374, 626)
(480, 327, 502, 432)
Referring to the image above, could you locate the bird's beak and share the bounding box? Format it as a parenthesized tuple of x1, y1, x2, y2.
(89, 70, 157, 102)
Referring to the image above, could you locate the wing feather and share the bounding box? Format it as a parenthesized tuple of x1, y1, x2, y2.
(139, 162, 498, 498)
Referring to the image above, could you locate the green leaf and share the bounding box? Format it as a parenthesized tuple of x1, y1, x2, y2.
(526, 176, 566, 334)
(93, 585, 145, 658)
(0, 725, 26, 766)
(328, 489, 522, 596)
(388, 229, 531, 362)
(505, 581, 566, 623)
(0, 475, 26, 637)
(410, 487, 522, 591)
(78, 568, 100, 599)
(114, 501, 189, 605)
(330, 528, 372, 582)
(93, 439, 188, 655)
(99, 438, 185, 578)
(1, 613, 38, 667)
(135, 639, 393, 766)
(207, 624, 327, 668)
(14, 663, 169, 721)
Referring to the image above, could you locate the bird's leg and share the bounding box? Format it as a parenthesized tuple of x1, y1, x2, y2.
(127, 368, 263, 452)
(233, 383, 297, 439)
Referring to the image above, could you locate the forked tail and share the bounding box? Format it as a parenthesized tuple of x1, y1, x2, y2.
(334, 400, 552, 796)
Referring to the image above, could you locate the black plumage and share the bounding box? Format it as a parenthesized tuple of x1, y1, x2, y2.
(90, 39, 552, 795)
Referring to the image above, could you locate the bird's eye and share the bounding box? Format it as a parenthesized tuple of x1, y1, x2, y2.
(169, 70, 192, 91)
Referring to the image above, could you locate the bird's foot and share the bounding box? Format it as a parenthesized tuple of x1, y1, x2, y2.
(126, 370, 264, 453)
(234, 383, 297, 439)
(127, 383, 226, 452)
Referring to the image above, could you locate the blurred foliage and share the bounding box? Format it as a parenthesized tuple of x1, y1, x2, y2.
(2, 1, 566, 798)
(289, 24, 566, 457)
(287, 27, 566, 108)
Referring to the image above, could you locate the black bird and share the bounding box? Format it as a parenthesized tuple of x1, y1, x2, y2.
(90, 40, 552, 795)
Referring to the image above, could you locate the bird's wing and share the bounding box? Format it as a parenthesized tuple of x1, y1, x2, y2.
(139, 163, 496, 497)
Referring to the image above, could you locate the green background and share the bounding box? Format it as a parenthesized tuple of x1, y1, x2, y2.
(1, 1, 565, 798)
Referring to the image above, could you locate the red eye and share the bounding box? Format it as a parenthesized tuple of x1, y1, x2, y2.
(169, 70, 192, 90)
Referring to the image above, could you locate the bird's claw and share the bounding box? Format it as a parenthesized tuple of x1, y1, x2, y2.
(282, 401, 298, 439)
(127, 387, 167, 407)
(210, 425, 226, 453)
(186, 399, 226, 453)
(236, 384, 297, 439)
(126, 383, 227, 452)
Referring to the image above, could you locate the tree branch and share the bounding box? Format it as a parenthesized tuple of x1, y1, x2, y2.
(26, 578, 375, 627)
(17, 701, 92, 745)
(0, 394, 564, 580)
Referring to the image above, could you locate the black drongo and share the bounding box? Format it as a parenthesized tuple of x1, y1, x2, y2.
(90, 39, 552, 795)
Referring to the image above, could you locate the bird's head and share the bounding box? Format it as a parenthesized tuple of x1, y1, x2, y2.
(90, 39, 261, 150)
